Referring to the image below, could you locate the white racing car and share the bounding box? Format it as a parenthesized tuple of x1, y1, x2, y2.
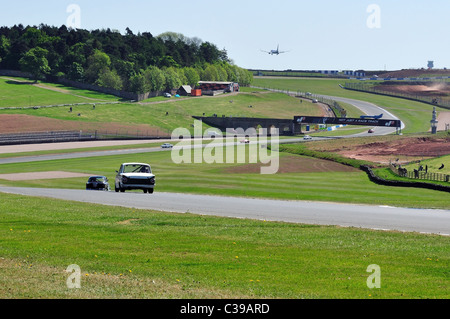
(115, 163, 155, 194)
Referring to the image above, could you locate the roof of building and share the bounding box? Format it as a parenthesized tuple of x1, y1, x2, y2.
(179, 85, 192, 93)
(198, 81, 234, 85)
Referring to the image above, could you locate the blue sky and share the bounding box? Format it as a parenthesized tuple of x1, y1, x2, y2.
(1, 0, 449, 71)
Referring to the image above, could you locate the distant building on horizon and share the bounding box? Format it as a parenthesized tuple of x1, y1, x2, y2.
(344, 70, 366, 77)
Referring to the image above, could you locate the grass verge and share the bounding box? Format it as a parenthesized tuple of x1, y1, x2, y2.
(1, 193, 448, 299)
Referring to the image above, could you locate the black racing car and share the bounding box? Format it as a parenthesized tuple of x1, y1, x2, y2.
(86, 176, 110, 191)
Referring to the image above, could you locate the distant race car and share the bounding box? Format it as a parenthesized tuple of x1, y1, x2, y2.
(303, 135, 313, 140)
(368, 129, 374, 133)
(86, 176, 110, 191)
(240, 139, 250, 144)
(161, 143, 173, 149)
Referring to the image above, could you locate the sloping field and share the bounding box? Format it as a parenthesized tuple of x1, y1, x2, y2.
(0, 77, 119, 108)
(0, 114, 169, 136)
(0, 78, 323, 135)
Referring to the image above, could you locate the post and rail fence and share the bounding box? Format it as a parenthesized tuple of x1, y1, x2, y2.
(390, 163, 450, 183)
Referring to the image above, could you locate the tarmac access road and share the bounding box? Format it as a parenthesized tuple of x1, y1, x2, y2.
(0, 186, 449, 236)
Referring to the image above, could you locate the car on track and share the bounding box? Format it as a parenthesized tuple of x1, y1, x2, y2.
(368, 129, 375, 133)
(240, 139, 250, 144)
(303, 135, 313, 140)
(161, 143, 173, 148)
(115, 163, 155, 194)
(86, 176, 110, 191)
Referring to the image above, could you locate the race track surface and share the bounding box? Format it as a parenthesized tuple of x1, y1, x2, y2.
(1, 186, 449, 236)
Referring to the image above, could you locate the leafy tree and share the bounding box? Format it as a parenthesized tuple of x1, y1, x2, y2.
(66, 42, 88, 66)
(163, 67, 182, 90)
(158, 55, 179, 68)
(67, 62, 84, 81)
(183, 67, 200, 87)
(143, 66, 166, 92)
(202, 64, 219, 81)
(96, 68, 123, 90)
(0, 35, 10, 64)
(215, 64, 228, 82)
(19, 47, 50, 80)
(84, 49, 111, 84)
(200, 42, 220, 63)
(129, 73, 147, 94)
(114, 59, 136, 90)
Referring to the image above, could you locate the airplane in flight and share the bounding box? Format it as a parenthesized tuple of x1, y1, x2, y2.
(261, 45, 289, 55)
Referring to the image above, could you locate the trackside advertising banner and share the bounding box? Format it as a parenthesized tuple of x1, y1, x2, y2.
(294, 116, 401, 127)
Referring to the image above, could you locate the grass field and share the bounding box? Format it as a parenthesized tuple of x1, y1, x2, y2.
(403, 154, 450, 175)
(0, 77, 120, 108)
(252, 77, 445, 134)
(1, 193, 448, 299)
(0, 79, 323, 135)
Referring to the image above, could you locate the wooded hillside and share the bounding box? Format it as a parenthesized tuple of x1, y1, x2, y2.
(0, 24, 252, 93)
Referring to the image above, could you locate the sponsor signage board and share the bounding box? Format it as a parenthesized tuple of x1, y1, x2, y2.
(294, 116, 401, 127)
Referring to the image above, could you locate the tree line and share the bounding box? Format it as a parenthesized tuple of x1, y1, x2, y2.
(0, 25, 253, 93)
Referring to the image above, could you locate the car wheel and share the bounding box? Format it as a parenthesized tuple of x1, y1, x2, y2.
(143, 189, 148, 193)
(148, 189, 154, 194)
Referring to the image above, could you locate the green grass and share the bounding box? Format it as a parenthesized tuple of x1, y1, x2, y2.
(373, 167, 450, 187)
(252, 77, 446, 134)
(0, 78, 322, 134)
(0, 193, 448, 299)
(370, 154, 450, 187)
(0, 77, 120, 108)
(403, 154, 450, 175)
(0, 146, 448, 209)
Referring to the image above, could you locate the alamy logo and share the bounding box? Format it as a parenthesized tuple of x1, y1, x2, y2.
(66, 4, 81, 29)
(66, 264, 81, 289)
(367, 4, 381, 29)
(170, 120, 280, 175)
(366, 264, 381, 289)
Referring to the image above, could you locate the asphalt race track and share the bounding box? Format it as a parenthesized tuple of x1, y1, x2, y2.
(0, 186, 449, 236)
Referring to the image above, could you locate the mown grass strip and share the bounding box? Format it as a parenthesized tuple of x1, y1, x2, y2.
(0, 193, 448, 299)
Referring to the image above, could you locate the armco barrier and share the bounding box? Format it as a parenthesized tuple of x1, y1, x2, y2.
(360, 165, 450, 193)
(0, 131, 95, 145)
